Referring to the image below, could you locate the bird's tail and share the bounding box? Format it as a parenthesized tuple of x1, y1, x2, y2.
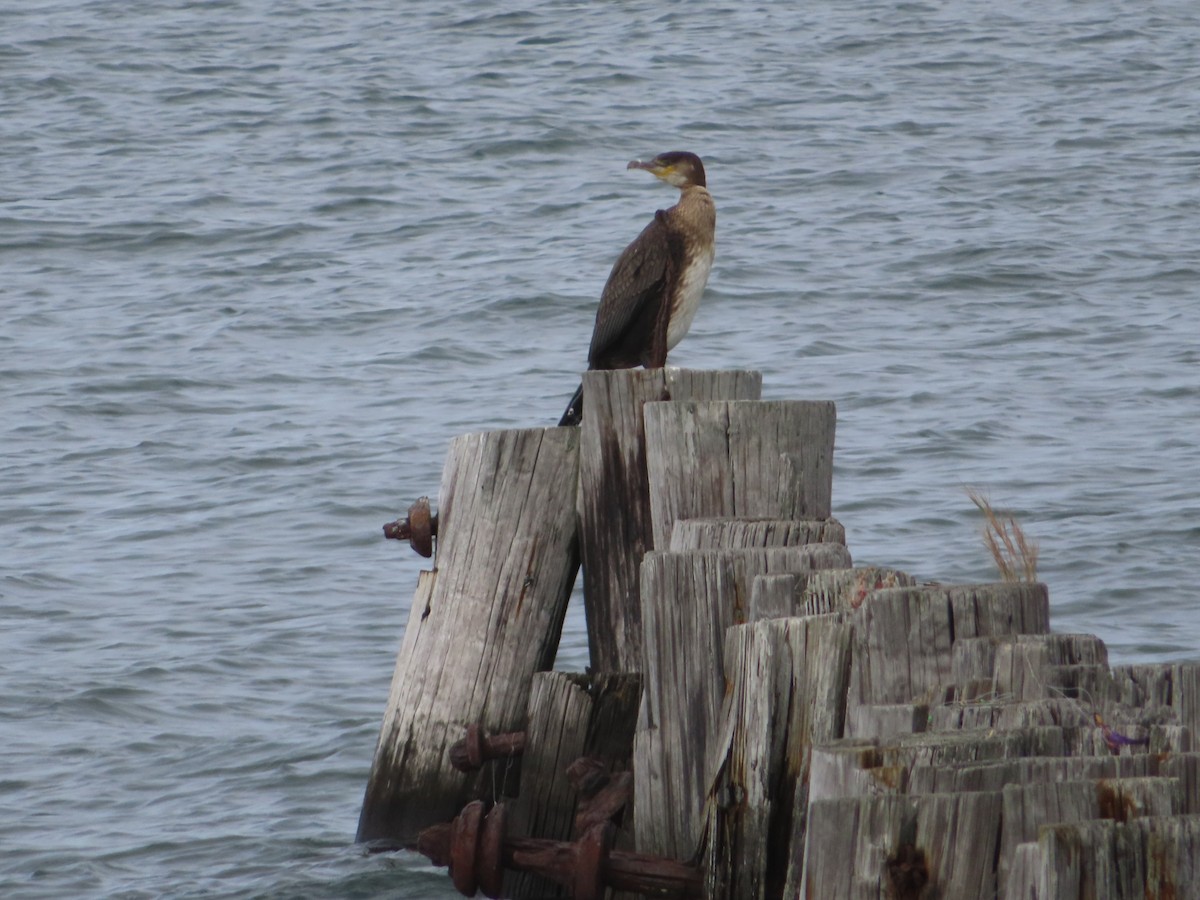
(558, 382, 584, 426)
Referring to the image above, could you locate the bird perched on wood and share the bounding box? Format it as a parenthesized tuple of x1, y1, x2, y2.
(557, 151, 715, 426)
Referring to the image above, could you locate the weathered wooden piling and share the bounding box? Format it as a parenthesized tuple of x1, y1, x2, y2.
(642, 399, 836, 550)
(369, 368, 1199, 899)
(701, 614, 854, 899)
(634, 547, 852, 860)
(633, 398, 843, 862)
(357, 428, 580, 848)
(577, 368, 762, 674)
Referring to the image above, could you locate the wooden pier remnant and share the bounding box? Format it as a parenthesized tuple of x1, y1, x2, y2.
(577, 368, 761, 673)
(357, 427, 581, 848)
(363, 367, 1200, 899)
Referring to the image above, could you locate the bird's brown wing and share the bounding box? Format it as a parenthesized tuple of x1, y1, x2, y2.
(587, 212, 675, 369)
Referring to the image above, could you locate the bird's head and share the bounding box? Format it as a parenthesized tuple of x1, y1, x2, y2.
(627, 151, 706, 189)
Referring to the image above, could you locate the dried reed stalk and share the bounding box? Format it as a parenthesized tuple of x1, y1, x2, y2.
(965, 487, 1039, 583)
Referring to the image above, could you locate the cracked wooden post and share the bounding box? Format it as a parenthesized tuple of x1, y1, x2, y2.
(701, 614, 854, 899)
(633, 396, 841, 862)
(577, 368, 762, 674)
(357, 427, 580, 848)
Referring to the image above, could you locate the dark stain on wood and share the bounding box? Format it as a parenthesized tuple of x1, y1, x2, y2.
(885, 842, 929, 899)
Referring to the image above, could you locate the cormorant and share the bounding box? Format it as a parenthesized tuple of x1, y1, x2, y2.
(557, 151, 715, 426)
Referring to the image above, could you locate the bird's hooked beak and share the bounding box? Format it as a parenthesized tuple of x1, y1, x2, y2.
(627, 157, 669, 177)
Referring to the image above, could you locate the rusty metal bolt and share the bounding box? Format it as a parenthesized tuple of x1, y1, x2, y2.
(449, 800, 484, 896)
(573, 823, 613, 900)
(382, 496, 438, 557)
(477, 802, 507, 898)
(565, 757, 610, 796)
(565, 757, 634, 834)
(420, 801, 703, 899)
(448, 723, 527, 772)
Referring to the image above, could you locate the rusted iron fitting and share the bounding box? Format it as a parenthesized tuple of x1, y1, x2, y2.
(566, 757, 634, 833)
(382, 496, 437, 557)
(448, 723, 527, 772)
(418, 800, 703, 900)
(418, 800, 507, 897)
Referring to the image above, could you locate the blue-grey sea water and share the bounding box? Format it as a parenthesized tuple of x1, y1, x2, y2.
(3, 0, 1199, 896)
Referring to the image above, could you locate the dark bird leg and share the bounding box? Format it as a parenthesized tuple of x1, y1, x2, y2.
(558, 382, 584, 426)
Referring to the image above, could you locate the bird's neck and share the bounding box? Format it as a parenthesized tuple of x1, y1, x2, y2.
(671, 185, 715, 237)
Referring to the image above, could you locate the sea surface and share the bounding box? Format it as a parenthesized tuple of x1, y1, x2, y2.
(3, 0, 1198, 896)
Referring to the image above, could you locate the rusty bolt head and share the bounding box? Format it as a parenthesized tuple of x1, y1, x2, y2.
(477, 802, 507, 898)
(382, 496, 438, 558)
(450, 800, 485, 896)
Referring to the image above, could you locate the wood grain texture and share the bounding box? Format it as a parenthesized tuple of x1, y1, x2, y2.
(997, 777, 1179, 896)
(357, 427, 580, 847)
(848, 583, 1050, 712)
(702, 615, 853, 900)
(642, 399, 836, 552)
(578, 368, 761, 673)
(634, 547, 849, 860)
(797, 792, 1004, 899)
(1036, 815, 1200, 899)
(668, 516, 846, 550)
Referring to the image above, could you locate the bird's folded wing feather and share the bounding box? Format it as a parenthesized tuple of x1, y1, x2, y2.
(587, 214, 671, 365)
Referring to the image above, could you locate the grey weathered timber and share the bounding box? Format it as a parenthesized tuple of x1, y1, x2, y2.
(1007, 842, 1042, 900)
(997, 777, 1179, 896)
(633, 547, 851, 860)
(929, 696, 1092, 731)
(803, 566, 915, 616)
(845, 703, 930, 740)
(808, 740, 908, 809)
(357, 428, 580, 847)
(1035, 815, 1200, 899)
(642, 399, 836, 552)
(701, 615, 853, 900)
(750, 573, 803, 621)
(848, 583, 1050, 712)
(809, 728, 1083, 806)
(950, 633, 1109, 694)
(747, 566, 914, 622)
(1112, 662, 1200, 739)
(796, 792, 1004, 899)
(907, 754, 1192, 796)
(669, 516, 846, 551)
(505, 671, 641, 900)
(578, 368, 761, 674)
(993, 633, 1111, 700)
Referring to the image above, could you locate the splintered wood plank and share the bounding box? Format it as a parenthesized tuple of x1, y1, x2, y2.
(642, 399, 836, 552)
(357, 427, 580, 847)
(578, 368, 761, 674)
(634, 547, 848, 860)
(701, 615, 853, 899)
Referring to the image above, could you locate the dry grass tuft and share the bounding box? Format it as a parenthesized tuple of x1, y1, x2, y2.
(965, 487, 1040, 583)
